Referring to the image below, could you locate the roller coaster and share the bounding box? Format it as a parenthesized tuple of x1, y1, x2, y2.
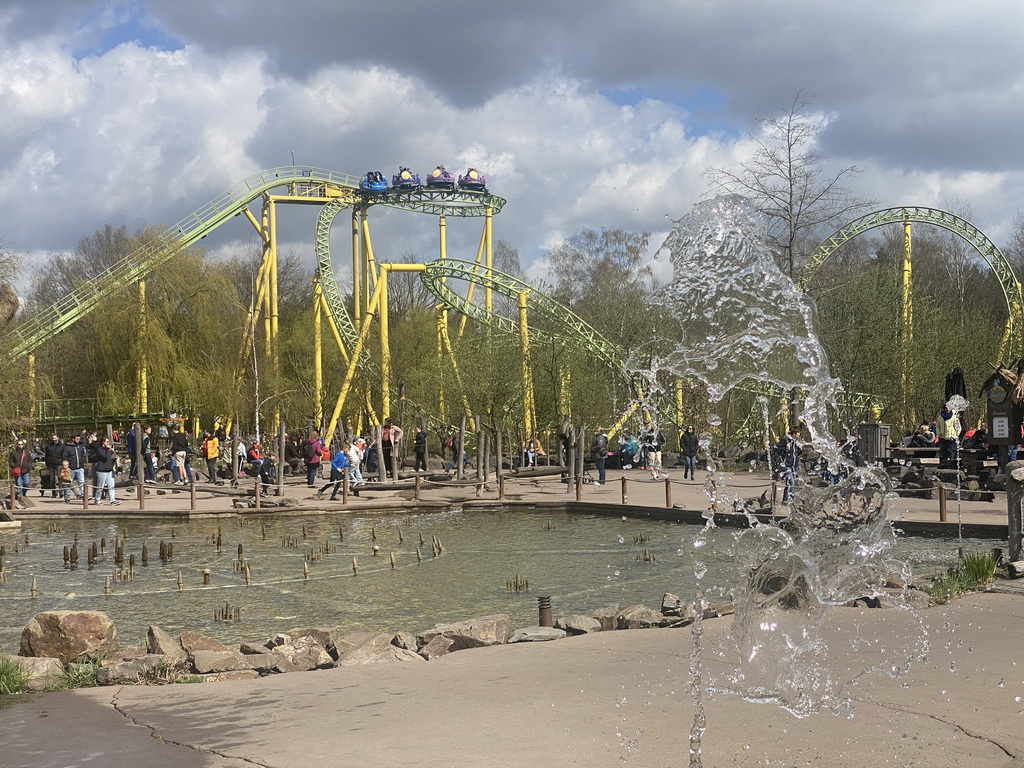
(6, 166, 1021, 442)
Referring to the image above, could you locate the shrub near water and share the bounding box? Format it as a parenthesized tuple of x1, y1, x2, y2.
(928, 550, 997, 604)
(0, 657, 29, 695)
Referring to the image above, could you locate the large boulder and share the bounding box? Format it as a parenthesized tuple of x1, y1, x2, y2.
(147, 626, 187, 662)
(191, 650, 258, 675)
(415, 614, 512, 651)
(591, 605, 621, 632)
(1, 654, 64, 691)
(20, 611, 118, 663)
(554, 615, 602, 635)
(616, 604, 667, 629)
(270, 637, 334, 673)
(179, 631, 231, 654)
(509, 627, 566, 643)
(336, 632, 425, 666)
(96, 655, 170, 685)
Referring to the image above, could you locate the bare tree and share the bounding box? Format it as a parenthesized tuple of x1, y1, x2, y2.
(704, 91, 875, 278)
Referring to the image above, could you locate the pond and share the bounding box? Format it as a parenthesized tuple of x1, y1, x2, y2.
(0, 506, 994, 652)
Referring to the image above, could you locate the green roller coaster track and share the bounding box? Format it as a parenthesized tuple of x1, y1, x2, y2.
(6, 166, 507, 360)
(799, 206, 1023, 355)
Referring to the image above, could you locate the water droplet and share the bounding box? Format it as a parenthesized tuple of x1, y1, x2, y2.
(694, 562, 707, 579)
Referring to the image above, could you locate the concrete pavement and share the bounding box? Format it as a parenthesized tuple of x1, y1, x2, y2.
(3, 592, 1024, 767)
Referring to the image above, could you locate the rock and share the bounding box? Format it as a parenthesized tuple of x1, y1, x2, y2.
(419, 635, 456, 661)
(266, 633, 291, 648)
(591, 605, 620, 632)
(616, 604, 666, 629)
(96, 655, 170, 685)
(117, 646, 149, 660)
(336, 632, 425, 666)
(20, 611, 118, 663)
(509, 627, 566, 643)
(147, 626, 187, 662)
(661, 593, 684, 616)
(270, 637, 333, 673)
(416, 614, 512, 651)
(199, 669, 260, 682)
(287, 627, 348, 660)
(191, 650, 258, 674)
(391, 631, 417, 651)
(1, 654, 64, 690)
(554, 615, 602, 635)
(239, 641, 272, 655)
(180, 631, 231, 654)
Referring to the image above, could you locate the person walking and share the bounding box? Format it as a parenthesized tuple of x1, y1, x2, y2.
(170, 427, 190, 485)
(62, 433, 88, 503)
(641, 422, 668, 480)
(302, 431, 324, 487)
(347, 438, 365, 486)
(381, 418, 404, 478)
(140, 424, 157, 483)
(42, 434, 63, 497)
(680, 426, 699, 481)
(91, 436, 120, 506)
(9, 439, 32, 498)
(412, 425, 428, 472)
(777, 426, 802, 503)
(316, 442, 357, 500)
(201, 429, 220, 483)
(590, 427, 608, 486)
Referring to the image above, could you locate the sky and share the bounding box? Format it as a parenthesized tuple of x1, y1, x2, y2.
(2, 0, 1023, 292)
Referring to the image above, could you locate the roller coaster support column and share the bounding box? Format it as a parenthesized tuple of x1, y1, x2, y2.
(328, 274, 387, 436)
(458, 225, 490, 338)
(485, 207, 493, 318)
(436, 305, 447, 422)
(518, 290, 537, 439)
(675, 379, 684, 449)
(360, 210, 377, 319)
(28, 352, 35, 420)
(901, 219, 913, 427)
(379, 265, 391, 418)
(269, 199, 281, 433)
(313, 277, 323, 429)
(138, 279, 148, 414)
(352, 209, 361, 326)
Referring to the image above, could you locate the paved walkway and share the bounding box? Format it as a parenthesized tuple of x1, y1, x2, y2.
(2, 592, 1023, 767)
(2, 467, 1021, 767)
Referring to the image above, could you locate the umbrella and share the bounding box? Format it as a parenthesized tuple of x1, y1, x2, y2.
(945, 366, 967, 403)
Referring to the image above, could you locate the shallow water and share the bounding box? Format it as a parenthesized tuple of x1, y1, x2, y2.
(0, 508, 992, 652)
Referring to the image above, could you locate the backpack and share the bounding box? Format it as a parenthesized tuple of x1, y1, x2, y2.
(301, 440, 315, 461)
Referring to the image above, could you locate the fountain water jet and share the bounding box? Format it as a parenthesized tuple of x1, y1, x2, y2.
(631, 196, 929, 758)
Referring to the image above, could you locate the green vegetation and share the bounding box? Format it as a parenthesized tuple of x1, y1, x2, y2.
(51, 660, 100, 690)
(927, 550, 998, 604)
(0, 657, 29, 695)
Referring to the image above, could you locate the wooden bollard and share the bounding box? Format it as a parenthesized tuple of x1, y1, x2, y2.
(342, 474, 348, 504)
(203, 569, 211, 585)
(104, 575, 111, 595)
(419, 532, 425, 546)
(352, 557, 359, 575)
(390, 552, 396, 569)
(255, 477, 261, 509)
(261, 524, 267, 539)
(177, 571, 184, 591)
(498, 474, 505, 500)
(128, 554, 136, 574)
(939, 484, 948, 522)
(101, 538, 107, 557)
(31, 577, 38, 598)
(575, 475, 582, 501)
(216, 533, 222, 553)
(398, 528, 403, 544)
(82, 486, 89, 509)
(190, 481, 197, 511)
(414, 474, 421, 501)
(621, 476, 628, 505)
(138, 478, 145, 510)
(9, 482, 15, 510)
(371, 526, 376, 541)
(237, 543, 244, 560)
(665, 478, 672, 508)
(244, 563, 252, 585)
(303, 561, 309, 580)
(141, 542, 148, 566)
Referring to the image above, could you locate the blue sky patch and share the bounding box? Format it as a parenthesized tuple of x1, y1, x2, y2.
(70, 0, 182, 59)
(601, 82, 741, 138)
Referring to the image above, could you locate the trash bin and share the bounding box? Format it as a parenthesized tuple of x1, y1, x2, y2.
(856, 423, 891, 464)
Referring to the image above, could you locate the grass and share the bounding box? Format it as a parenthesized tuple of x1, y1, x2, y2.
(51, 660, 100, 690)
(927, 550, 997, 604)
(0, 657, 30, 695)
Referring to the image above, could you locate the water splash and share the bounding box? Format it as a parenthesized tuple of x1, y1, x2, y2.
(632, 196, 926, 734)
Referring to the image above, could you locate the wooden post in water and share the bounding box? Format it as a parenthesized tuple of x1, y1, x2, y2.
(457, 415, 467, 481)
(414, 475, 421, 501)
(938, 484, 948, 523)
(574, 474, 582, 502)
(190, 481, 197, 512)
(665, 478, 672, 509)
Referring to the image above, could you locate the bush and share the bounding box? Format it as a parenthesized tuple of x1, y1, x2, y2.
(0, 657, 30, 695)
(927, 550, 997, 604)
